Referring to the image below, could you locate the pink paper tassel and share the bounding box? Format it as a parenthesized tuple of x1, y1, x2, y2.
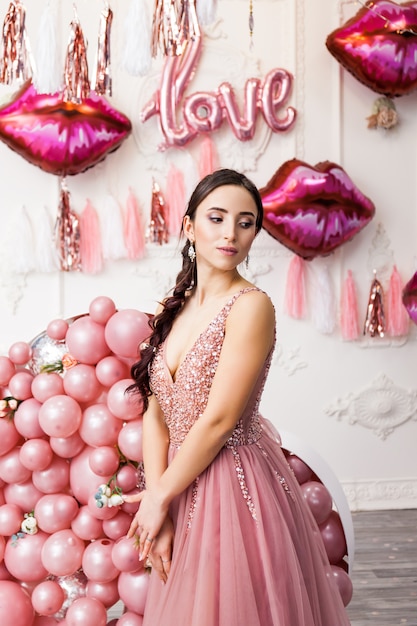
(79, 199, 103, 274)
(340, 269, 360, 340)
(387, 265, 409, 337)
(167, 165, 185, 236)
(198, 135, 218, 179)
(284, 255, 306, 319)
(125, 188, 145, 259)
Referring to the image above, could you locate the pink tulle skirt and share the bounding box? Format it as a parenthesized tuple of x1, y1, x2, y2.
(142, 418, 351, 626)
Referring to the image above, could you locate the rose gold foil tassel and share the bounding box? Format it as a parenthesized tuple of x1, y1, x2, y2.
(151, 0, 181, 58)
(63, 8, 90, 103)
(178, 0, 200, 50)
(363, 270, 386, 337)
(93, 2, 113, 96)
(54, 178, 81, 271)
(146, 179, 169, 245)
(0, 0, 33, 85)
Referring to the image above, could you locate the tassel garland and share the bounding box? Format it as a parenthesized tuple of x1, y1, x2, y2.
(33, 1, 61, 94)
(0, 0, 33, 85)
(196, 0, 218, 26)
(63, 10, 90, 103)
(122, 0, 152, 76)
(125, 188, 146, 259)
(79, 200, 103, 274)
(54, 179, 81, 271)
(386, 265, 409, 337)
(310, 264, 336, 334)
(340, 270, 360, 340)
(35, 206, 59, 273)
(284, 255, 306, 319)
(166, 165, 186, 236)
(198, 135, 218, 178)
(363, 270, 386, 337)
(146, 180, 169, 245)
(93, 3, 113, 96)
(101, 195, 127, 260)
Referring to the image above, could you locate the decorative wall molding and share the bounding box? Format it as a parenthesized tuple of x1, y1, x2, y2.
(342, 478, 417, 511)
(274, 343, 308, 376)
(325, 373, 417, 439)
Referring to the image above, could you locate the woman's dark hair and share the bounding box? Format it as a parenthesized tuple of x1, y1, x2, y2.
(130, 168, 263, 410)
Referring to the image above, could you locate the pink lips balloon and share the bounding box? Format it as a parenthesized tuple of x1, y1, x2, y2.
(260, 159, 375, 260)
(0, 81, 132, 176)
(402, 271, 417, 323)
(326, 1, 417, 97)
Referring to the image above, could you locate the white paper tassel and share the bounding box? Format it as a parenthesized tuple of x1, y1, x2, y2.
(122, 0, 152, 77)
(196, 0, 218, 26)
(35, 206, 59, 272)
(33, 1, 62, 94)
(100, 194, 127, 260)
(4, 205, 35, 274)
(309, 263, 336, 334)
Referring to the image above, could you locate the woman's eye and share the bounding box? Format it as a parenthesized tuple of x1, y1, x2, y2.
(240, 221, 254, 229)
(209, 216, 223, 223)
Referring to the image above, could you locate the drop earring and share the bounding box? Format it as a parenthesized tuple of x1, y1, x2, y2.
(245, 254, 250, 270)
(188, 241, 196, 262)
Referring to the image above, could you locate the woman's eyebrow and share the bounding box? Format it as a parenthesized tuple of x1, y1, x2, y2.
(206, 207, 256, 218)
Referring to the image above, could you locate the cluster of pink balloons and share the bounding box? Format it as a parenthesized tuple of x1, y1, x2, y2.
(0, 296, 152, 626)
(283, 450, 353, 607)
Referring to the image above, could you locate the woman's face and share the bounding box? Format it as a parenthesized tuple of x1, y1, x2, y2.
(183, 184, 259, 270)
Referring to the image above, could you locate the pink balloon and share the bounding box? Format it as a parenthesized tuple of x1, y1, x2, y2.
(118, 420, 143, 462)
(34, 494, 79, 533)
(0, 447, 31, 483)
(300, 480, 333, 525)
(118, 570, 149, 615)
(69, 446, 112, 505)
(107, 379, 142, 421)
(33, 617, 60, 625)
(0, 560, 13, 580)
(104, 310, 150, 358)
(46, 319, 69, 340)
(88, 297, 117, 325)
(0, 356, 16, 386)
(285, 453, 313, 484)
(38, 395, 82, 437)
(65, 597, 107, 626)
(14, 398, 44, 438)
(116, 464, 139, 493)
(319, 511, 347, 565)
(32, 373, 64, 403)
(95, 356, 129, 387)
(89, 446, 120, 476)
(8, 341, 32, 365)
(0, 534, 5, 562)
(0, 503, 23, 536)
(330, 565, 353, 607)
(117, 612, 144, 626)
(50, 431, 85, 459)
(32, 456, 70, 494)
(20, 438, 53, 471)
(8, 370, 34, 400)
(3, 479, 43, 511)
(41, 530, 85, 576)
(0, 417, 22, 455)
(31, 580, 65, 615)
(63, 364, 102, 403)
(86, 578, 119, 608)
(112, 536, 142, 573)
(4, 531, 49, 582)
(102, 510, 132, 540)
(66, 317, 111, 365)
(82, 538, 119, 583)
(71, 505, 103, 541)
(0, 581, 35, 626)
(79, 403, 122, 447)
(120, 488, 141, 515)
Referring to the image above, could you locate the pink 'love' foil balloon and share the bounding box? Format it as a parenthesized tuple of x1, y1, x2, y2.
(0, 81, 132, 176)
(260, 159, 375, 260)
(326, 1, 417, 97)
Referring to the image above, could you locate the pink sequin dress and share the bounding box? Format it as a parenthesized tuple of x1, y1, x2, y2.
(143, 288, 351, 626)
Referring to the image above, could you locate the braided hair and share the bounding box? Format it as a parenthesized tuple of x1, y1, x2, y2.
(129, 168, 263, 410)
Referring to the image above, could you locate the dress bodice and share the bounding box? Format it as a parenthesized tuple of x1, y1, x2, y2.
(149, 288, 274, 448)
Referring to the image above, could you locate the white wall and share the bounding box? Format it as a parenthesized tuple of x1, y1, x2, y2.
(0, 0, 416, 511)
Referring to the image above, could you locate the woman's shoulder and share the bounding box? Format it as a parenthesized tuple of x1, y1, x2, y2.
(228, 286, 275, 326)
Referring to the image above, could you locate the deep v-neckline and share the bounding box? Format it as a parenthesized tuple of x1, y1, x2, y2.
(162, 287, 258, 383)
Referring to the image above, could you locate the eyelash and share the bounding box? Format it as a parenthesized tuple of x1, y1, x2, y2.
(209, 216, 254, 229)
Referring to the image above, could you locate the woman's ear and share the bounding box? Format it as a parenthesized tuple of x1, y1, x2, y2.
(183, 215, 194, 241)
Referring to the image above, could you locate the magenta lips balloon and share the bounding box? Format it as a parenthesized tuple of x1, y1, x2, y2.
(402, 271, 417, 323)
(0, 80, 132, 176)
(326, 1, 417, 97)
(260, 159, 375, 260)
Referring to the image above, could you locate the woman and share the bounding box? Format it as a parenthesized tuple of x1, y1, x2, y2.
(125, 169, 351, 625)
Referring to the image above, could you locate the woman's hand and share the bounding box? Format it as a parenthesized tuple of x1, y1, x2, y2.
(147, 516, 174, 584)
(124, 488, 169, 562)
